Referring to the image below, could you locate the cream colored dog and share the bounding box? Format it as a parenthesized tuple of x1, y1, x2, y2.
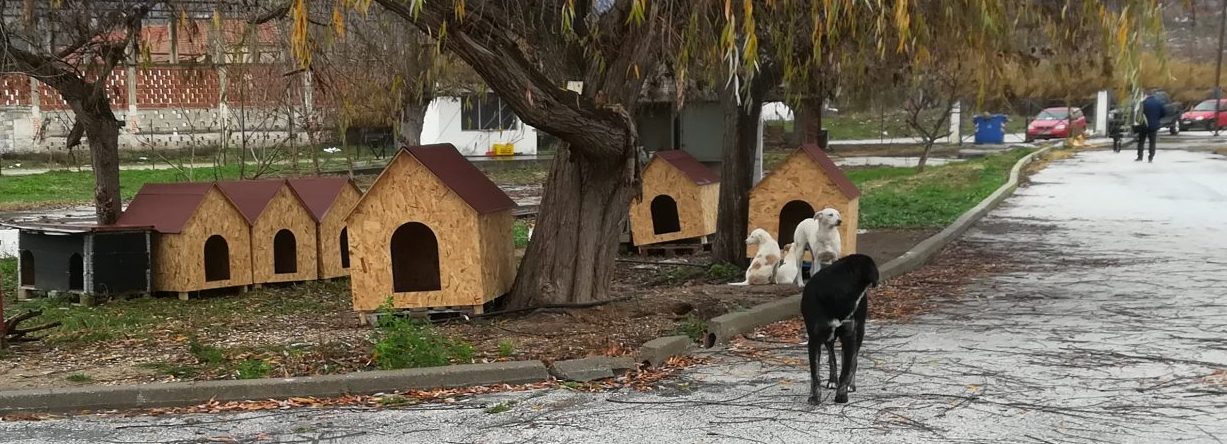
(790, 208, 843, 287)
(774, 243, 800, 285)
(730, 228, 781, 285)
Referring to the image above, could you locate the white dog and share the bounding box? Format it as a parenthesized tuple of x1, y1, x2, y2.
(790, 208, 843, 287)
(730, 228, 781, 286)
(774, 243, 800, 285)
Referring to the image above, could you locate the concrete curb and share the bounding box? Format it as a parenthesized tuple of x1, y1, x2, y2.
(636, 335, 693, 367)
(702, 145, 1058, 346)
(548, 356, 637, 382)
(0, 360, 549, 414)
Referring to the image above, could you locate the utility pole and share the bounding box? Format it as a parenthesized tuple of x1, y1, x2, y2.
(1214, 0, 1226, 137)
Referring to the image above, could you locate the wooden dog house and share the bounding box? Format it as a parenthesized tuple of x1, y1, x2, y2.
(747, 144, 860, 257)
(117, 183, 253, 297)
(628, 150, 719, 246)
(347, 143, 517, 314)
(6, 221, 151, 301)
(217, 180, 319, 286)
(288, 177, 363, 280)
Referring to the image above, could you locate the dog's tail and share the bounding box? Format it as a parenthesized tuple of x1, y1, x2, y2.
(728, 280, 750, 286)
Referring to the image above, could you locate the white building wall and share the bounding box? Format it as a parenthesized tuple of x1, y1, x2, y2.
(421, 96, 538, 156)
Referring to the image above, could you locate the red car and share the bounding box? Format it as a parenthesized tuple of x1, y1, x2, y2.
(1025, 107, 1087, 142)
(1179, 99, 1227, 131)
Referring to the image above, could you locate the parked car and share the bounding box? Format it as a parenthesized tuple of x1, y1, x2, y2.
(1179, 99, 1227, 131)
(1025, 107, 1087, 142)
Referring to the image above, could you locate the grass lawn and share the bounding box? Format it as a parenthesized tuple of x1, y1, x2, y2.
(0, 165, 251, 211)
(852, 148, 1033, 228)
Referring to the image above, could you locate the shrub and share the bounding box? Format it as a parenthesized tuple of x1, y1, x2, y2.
(675, 314, 707, 342)
(371, 303, 474, 370)
(235, 359, 272, 380)
(188, 337, 226, 365)
(497, 340, 516, 358)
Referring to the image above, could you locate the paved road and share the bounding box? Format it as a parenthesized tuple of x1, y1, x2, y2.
(3, 149, 1227, 443)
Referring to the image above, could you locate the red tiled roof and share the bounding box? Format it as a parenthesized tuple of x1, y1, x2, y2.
(116, 182, 219, 234)
(404, 144, 516, 215)
(215, 179, 287, 224)
(287, 177, 359, 222)
(654, 150, 718, 185)
(800, 144, 861, 199)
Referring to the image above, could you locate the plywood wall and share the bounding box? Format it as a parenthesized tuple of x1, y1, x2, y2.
(628, 159, 719, 246)
(152, 188, 253, 292)
(348, 153, 504, 312)
(251, 185, 319, 284)
(477, 211, 516, 302)
(318, 183, 362, 280)
(747, 150, 859, 257)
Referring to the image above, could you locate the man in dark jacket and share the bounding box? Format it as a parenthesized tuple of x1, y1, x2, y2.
(1138, 93, 1166, 162)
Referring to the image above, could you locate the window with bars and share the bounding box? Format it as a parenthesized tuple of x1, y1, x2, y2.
(461, 95, 518, 131)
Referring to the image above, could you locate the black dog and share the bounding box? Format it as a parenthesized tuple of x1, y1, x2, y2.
(800, 254, 879, 405)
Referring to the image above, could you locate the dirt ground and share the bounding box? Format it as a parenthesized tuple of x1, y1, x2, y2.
(0, 229, 935, 391)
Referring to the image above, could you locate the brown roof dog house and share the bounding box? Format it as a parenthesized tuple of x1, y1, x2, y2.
(747, 144, 860, 257)
(117, 183, 253, 297)
(347, 143, 517, 314)
(216, 180, 319, 286)
(628, 150, 719, 246)
(288, 177, 363, 280)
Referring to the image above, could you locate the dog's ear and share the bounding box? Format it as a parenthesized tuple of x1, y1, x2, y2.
(868, 265, 881, 288)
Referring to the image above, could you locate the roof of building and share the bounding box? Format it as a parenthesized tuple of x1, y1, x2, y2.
(287, 177, 360, 222)
(402, 144, 516, 215)
(654, 150, 718, 185)
(215, 179, 291, 224)
(800, 144, 861, 199)
(115, 182, 224, 233)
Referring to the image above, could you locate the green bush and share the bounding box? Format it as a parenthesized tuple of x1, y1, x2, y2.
(188, 337, 226, 365)
(675, 314, 708, 342)
(235, 359, 272, 380)
(705, 262, 742, 282)
(497, 340, 516, 358)
(371, 304, 474, 370)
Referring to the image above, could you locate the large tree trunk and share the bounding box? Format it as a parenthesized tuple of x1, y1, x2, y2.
(712, 90, 765, 266)
(712, 64, 781, 265)
(508, 144, 636, 309)
(83, 116, 122, 225)
(398, 97, 429, 146)
(795, 96, 825, 147)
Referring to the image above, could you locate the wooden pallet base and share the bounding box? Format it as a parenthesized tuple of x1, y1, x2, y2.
(16, 288, 150, 306)
(635, 235, 711, 256)
(357, 304, 486, 326)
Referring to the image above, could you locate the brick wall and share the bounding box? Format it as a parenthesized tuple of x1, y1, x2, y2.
(135, 66, 221, 109)
(36, 68, 128, 110)
(0, 75, 29, 107)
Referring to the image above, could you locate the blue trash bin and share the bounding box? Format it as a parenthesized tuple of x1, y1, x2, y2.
(973, 114, 1008, 144)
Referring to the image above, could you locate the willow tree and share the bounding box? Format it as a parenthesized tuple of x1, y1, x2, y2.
(348, 0, 674, 308)
(706, 0, 1164, 263)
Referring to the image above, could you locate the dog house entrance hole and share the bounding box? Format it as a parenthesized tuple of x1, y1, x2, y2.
(778, 200, 815, 246)
(390, 222, 442, 292)
(68, 253, 84, 291)
(273, 229, 297, 274)
(650, 195, 682, 235)
(339, 227, 350, 269)
(204, 235, 231, 282)
(19, 250, 35, 285)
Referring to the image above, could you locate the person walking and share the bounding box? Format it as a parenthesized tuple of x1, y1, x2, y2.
(1138, 93, 1166, 162)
